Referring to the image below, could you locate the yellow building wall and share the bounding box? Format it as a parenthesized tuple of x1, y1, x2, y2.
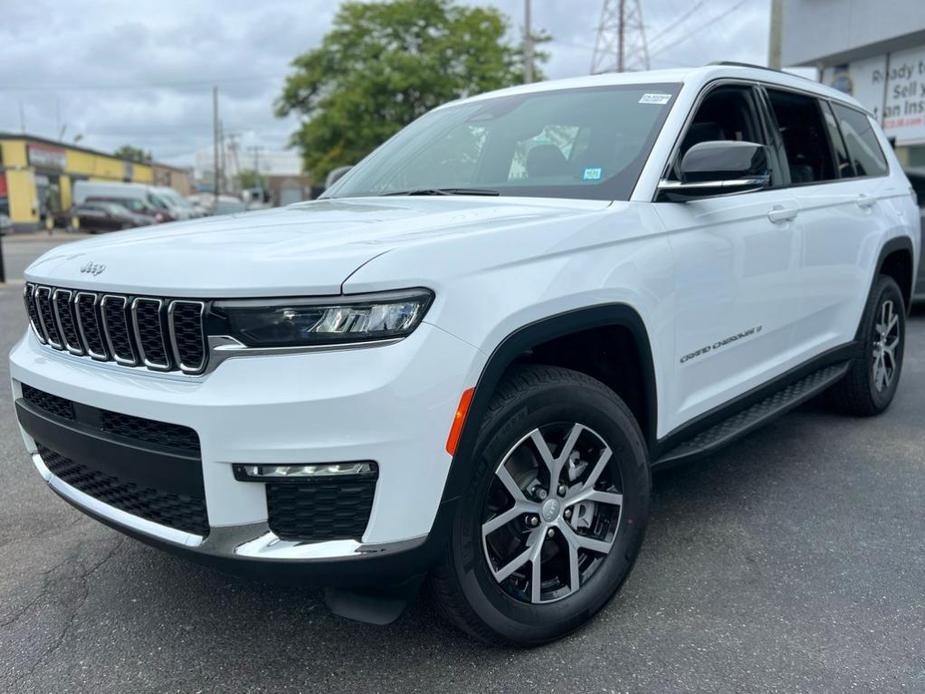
(60, 175, 73, 210)
(6, 169, 38, 224)
(1, 137, 156, 226)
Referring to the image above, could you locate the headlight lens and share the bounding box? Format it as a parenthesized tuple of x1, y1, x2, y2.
(213, 288, 434, 347)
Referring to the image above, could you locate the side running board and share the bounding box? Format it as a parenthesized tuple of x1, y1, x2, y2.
(653, 362, 850, 468)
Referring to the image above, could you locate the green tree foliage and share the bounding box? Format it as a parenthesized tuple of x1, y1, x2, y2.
(238, 168, 267, 191)
(113, 145, 151, 163)
(276, 0, 546, 181)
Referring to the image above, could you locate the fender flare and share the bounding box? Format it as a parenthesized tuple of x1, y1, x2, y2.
(437, 303, 657, 509)
(856, 236, 915, 341)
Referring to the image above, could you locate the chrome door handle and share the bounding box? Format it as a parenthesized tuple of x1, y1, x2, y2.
(768, 205, 798, 224)
(856, 194, 876, 209)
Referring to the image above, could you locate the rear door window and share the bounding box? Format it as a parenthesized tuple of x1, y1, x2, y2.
(820, 102, 854, 178)
(830, 104, 889, 178)
(766, 89, 836, 185)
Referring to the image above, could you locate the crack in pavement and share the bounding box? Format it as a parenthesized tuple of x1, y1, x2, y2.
(10, 537, 125, 684)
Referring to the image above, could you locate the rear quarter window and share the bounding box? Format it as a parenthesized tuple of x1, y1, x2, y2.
(831, 104, 889, 178)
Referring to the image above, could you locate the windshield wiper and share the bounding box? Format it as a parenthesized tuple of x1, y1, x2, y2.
(384, 187, 500, 197)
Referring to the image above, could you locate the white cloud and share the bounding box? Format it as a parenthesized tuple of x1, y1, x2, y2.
(0, 0, 771, 165)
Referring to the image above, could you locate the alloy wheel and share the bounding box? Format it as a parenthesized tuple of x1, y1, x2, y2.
(481, 422, 623, 604)
(872, 298, 900, 392)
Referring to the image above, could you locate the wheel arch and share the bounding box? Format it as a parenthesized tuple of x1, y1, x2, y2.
(874, 236, 915, 314)
(438, 304, 658, 509)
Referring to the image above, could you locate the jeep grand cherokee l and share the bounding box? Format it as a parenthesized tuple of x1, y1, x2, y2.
(10, 64, 920, 646)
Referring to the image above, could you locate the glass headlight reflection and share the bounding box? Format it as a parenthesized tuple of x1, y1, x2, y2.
(214, 288, 434, 347)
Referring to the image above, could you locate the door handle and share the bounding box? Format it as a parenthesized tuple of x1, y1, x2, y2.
(856, 194, 876, 209)
(767, 205, 798, 224)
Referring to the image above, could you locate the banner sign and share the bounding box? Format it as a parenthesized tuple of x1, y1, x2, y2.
(27, 143, 67, 170)
(824, 45, 925, 145)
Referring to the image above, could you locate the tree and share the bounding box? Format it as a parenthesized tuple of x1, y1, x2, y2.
(276, 0, 546, 182)
(114, 145, 152, 163)
(238, 168, 267, 191)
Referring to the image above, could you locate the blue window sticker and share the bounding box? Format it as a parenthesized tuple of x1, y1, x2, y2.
(582, 167, 603, 181)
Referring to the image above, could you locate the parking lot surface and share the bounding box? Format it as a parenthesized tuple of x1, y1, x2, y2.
(1, 236, 923, 692)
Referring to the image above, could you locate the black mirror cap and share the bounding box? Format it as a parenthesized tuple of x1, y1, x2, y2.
(680, 140, 769, 183)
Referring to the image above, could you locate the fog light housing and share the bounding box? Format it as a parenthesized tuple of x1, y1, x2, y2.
(233, 462, 378, 482)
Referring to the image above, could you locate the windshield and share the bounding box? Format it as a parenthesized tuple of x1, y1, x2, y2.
(326, 83, 680, 202)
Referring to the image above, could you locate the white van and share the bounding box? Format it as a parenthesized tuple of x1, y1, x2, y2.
(72, 181, 192, 221)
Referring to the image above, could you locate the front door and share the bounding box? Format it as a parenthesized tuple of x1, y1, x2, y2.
(655, 83, 804, 433)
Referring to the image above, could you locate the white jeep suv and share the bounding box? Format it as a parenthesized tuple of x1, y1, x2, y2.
(10, 64, 920, 645)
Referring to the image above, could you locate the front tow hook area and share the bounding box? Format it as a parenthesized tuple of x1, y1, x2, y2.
(323, 575, 425, 625)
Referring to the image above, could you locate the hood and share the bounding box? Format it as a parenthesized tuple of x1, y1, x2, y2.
(25, 196, 609, 297)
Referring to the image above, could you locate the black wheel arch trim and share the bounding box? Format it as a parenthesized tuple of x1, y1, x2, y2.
(437, 303, 658, 509)
(868, 235, 915, 322)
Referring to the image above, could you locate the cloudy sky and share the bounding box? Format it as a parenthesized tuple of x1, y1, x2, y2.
(0, 0, 772, 166)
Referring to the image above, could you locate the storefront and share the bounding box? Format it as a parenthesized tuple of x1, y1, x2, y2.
(775, 0, 925, 168)
(0, 134, 154, 232)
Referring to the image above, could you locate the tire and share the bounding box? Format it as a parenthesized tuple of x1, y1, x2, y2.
(831, 274, 905, 416)
(430, 365, 650, 646)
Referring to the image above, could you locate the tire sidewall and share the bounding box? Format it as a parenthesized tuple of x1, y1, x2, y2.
(865, 278, 905, 410)
(449, 376, 650, 645)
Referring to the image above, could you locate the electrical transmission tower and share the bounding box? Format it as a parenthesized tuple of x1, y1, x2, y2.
(591, 0, 650, 74)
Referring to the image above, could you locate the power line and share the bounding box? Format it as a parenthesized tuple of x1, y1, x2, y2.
(0, 74, 287, 92)
(647, 0, 707, 49)
(648, 0, 750, 60)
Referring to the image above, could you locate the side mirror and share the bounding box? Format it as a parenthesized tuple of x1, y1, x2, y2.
(325, 165, 354, 189)
(657, 140, 770, 201)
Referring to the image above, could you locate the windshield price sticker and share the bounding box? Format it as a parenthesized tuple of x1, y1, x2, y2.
(639, 93, 672, 105)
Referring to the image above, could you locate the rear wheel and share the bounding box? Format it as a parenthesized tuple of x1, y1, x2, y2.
(832, 274, 905, 416)
(430, 365, 650, 646)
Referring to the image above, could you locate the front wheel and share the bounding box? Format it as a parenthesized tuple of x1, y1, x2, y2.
(430, 365, 650, 646)
(832, 274, 906, 416)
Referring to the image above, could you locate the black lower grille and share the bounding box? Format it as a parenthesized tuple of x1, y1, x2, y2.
(267, 478, 376, 542)
(38, 443, 209, 536)
(99, 410, 199, 455)
(22, 384, 75, 420)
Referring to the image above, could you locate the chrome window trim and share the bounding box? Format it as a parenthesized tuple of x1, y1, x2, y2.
(167, 300, 207, 374)
(52, 288, 85, 356)
(100, 294, 138, 366)
(34, 286, 64, 350)
(131, 297, 172, 371)
(73, 291, 109, 361)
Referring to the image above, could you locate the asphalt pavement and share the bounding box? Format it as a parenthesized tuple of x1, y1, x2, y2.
(0, 236, 923, 693)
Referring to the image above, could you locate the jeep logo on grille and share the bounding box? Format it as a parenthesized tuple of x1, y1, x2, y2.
(80, 261, 106, 276)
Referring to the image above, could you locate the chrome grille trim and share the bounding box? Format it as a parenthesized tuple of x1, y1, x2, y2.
(34, 286, 64, 349)
(167, 300, 207, 374)
(74, 291, 109, 361)
(131, 297, 171, 371)
(52, 288, 85, 356)
(23, 283, 47, 344)
(100, 294, 138, 366)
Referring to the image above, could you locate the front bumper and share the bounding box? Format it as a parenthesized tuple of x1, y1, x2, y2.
(10, 321, 481, 579)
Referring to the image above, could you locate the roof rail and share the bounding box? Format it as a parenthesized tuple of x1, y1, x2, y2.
(707, 61, 813, 81)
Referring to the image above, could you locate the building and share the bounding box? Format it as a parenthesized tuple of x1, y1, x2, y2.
(0, 134, 190, 232)
(774, 0, 925, 167)
(151, 162, 193, 196)
(193, 145, 312, 206)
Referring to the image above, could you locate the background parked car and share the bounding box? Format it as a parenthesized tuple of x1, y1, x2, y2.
(0, 213, 11, 236)
(85, 195, 172, 223)
(906, 167, 925, 302)
(54, 202, 151, 233)
(73, 181, 181, 221)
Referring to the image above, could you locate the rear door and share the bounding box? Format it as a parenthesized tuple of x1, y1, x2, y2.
(655, 82, 804, 432)
(761, 88, 898, 360)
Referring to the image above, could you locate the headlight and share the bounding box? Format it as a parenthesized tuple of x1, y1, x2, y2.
(212, 288, 434, 347)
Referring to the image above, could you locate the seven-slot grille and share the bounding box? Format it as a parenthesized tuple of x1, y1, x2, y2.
(24, 283, 207, 374)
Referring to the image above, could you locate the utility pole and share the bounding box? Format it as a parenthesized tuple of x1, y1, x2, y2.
(19, 100, 26, 133)
(768, 0, 783, 69)
(591, 0, 649, 74)
(524, 0, 534, 84)
(219, 119, 226, 196)
(212, 86, 220, 196)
